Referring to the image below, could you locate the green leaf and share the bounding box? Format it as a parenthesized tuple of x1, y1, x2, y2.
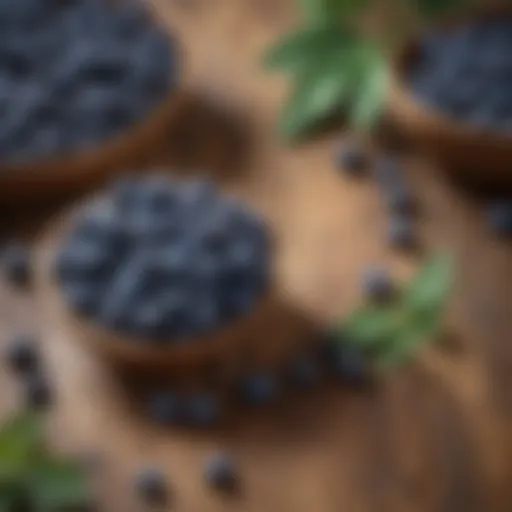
(404, 252, 453, 318)
(413, 0, 473, 16)
(341, 305, 404, 350)
(277, 58, 350, 139)
(375, 329, 425, 368)
(300, 0, 370, 21)
(0, 412, 44, 479)
(29, 459, 89, 511)
(350, 45, 388, 130)
(263, 24, 350, 73)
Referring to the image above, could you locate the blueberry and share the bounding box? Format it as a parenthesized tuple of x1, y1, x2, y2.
(185, 393, 221, 427)
(5, 334, 39, 375)
(1, 244, 31, 287)
(288, 356, 320, 389)
(240, 373, 278, 405)
(387, 216, 417, 250)
(487, 202, 512, 237)
(362, 266, 395, 303)
(24, 373, 52, 410)
(60, 282, 101, 318)
(331, 346, 368, 386)
(135, 467, 168, 505)
(334, 141, 368, 176)
(203, 452, 237, 491)
(147, 391, 183, 425)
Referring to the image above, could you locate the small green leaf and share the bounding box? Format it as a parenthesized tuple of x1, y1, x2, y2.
(375, 329, 425, 368)
(350, 45, 388, 130)
(278, 59, 350, 139)
(0, 412, 44, 479)
(30, 459, 89, 510)
(300, 0, 370, 21)
(263, 24, 350, 73)
(413, 0, 473, 16)
(404, 252, 453, 317)
(341, 305, 404, 350)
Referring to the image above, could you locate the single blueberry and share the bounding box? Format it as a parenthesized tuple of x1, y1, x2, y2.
(374, 157, 415, 215)
(203, 452, 237, 491)
(60, 282, 101, 318)
(147, 391, 183, 426)
(1, 243, 31, 287)
(135, 467, 168, 505)
(288, 356, 320, 389)
(240, 373, 278, 405)
(388, 216, 417, 250)
(334, 141, 368, 176)
(487, 202, 512, 237)
(362, 266, 395, 303)
(331, 346, 368, 386)
(24, 373, 52, 410)
(185, 393, 221, 428)
(5, 334, 39, 375)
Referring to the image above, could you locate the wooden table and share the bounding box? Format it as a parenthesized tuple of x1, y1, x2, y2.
(1, 1, 512, 510)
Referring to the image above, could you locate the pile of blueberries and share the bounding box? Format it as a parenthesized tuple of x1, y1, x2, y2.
(0, 0, 175, 164)
(54, 175, 270, 342)
(409, 17, 512, 130)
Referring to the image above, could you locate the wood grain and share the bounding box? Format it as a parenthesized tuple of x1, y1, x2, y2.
(1, 1, 511, 511)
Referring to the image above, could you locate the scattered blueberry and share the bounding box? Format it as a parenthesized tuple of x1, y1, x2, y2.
(374, 157, 415, 215)
(387, 215, 417, 250)
(362, 266, 395, 303)
(24, 373, 52, 410)
(334, 141, 368, 176)
(185, 393, 221, 428)
(328, 344, 368, 386)
(240, 373, 278, 405)
(288, 356, 320, 389)
(135, 467, 169, 506)
(487, 201, 512, 237)
(5, 334, 39, 375)
(0, 243, 30, 287)
(203, 452, 238, 491)
(146, 390, 183, 426)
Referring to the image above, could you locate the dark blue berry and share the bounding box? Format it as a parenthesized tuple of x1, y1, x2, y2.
(487, 202, 512, 237)
(5, 334, 39, 375)
(334, 142, 368, 176)
(240, 373, 278, 405)
(24, 373, 52, 410)
(204, 452, 237, 491)
(1, 244, 31, 287)
(147, 391, 183, 426)
(288, 356, 320, 389)
(388, 216, 417, 250)
(185, 393, 221, 427)
(329, 345, 368, 386)
(362, 266, 395, 303)
(135, 467, 168, 505)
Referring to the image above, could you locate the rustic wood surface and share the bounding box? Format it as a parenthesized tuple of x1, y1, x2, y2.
(1, 0, 512, 511)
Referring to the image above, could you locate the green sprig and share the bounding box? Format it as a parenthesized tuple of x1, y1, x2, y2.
(331, 252, 454, 369)
(0, 411, 89, 512)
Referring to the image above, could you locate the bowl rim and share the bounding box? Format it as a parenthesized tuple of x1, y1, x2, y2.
(36, 191, 276, 370)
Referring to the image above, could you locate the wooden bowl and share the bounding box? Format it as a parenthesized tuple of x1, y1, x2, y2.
(385, 5, 512, 188)
(35, 196, 280, 376)
(0, 2, 188, 206)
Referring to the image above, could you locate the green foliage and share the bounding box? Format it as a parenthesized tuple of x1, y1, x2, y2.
(0, 411, 89, 512)
(264, 23, 387, 139)
(331, 253, 454, 369)
(265, 0, 473, 140)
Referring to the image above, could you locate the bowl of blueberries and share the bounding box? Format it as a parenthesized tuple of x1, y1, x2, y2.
(0, 0, 184, 203)
(38, 175, 274, 373)
(386, 5, 512, 187)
